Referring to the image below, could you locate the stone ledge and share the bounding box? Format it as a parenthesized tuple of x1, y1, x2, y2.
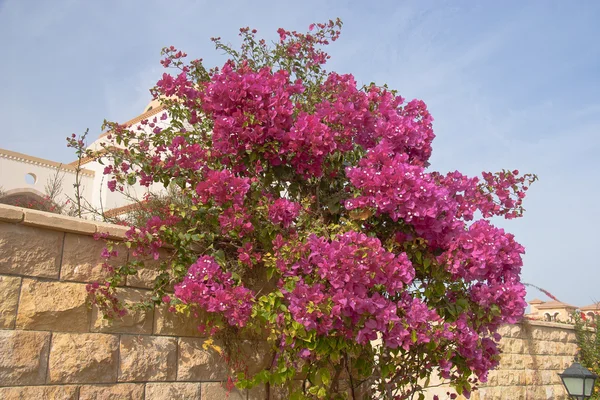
(0, 204, 24, 223)
(95, 221, 129, 240)
(23, 208, 97, 235)
(521, 320, 576, 331)
(0, 204, 132, 239)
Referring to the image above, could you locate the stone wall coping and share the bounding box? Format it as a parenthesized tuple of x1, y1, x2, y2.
(521, 320, 576, 331)
(0, 203, 128, 239)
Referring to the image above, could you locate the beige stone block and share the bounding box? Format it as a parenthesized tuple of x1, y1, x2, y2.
(531, 326, 551, 341)
(61, 233, 128, 283)
(496, 370, 522, 386)
(201, 383, 245, 400)
(557, 329, 570, 342)
(238, 340, 272, 376)
(496, 324, 511, 338)
(0, 385, 78, 400)
(92, 288, 153, 334)
(562, 342, 579, 356)
(126, 249, 172, 289)
(524, 369, 542, 385)
(538, 355, 561, 370)
(79, 384, 144, 400)
(505, 337, 524, 353)
(565, 331, 578, 343)
(118, 335, 176, 382)
(250, 381, 306, 399)
(0, 330, 50, 385)
(472, 388, 489, 400)
(145, 383, 202, 399)
(486, 370, 498, 386)
(537, 341, 554, 355)
(485, 388, 506, 400)
(494, 386, 525, 400)
(550, 329, 566, 342)
(562, 355, 575, 369)
(16, 279, 90, 332)
(550, 384, 569, 399)
(529, 326, 542, 340)
(498, 353, 511, 368)
(0, 204, 24, 222)
(509, 323, 524, 338)
(541, 369, 561, 385)
(510, 354, 525, 369)
(23, 208, 96, 234)
(0, 223, 63, 278)
(525, 386, 547, 400)
(177, 337, 228, 381)
(521, 354, 535, 369)
(0, 275, 21, 328)
(248, 384, 267, 400)
(48, 332, 119, 383)
(153, 304, 204, 337)
(519, 370, 528, 385)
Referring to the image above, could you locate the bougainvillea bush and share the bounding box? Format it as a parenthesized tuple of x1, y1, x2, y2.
(90, 20, 537, 399)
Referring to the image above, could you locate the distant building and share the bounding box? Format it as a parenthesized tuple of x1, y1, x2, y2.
(527, 299, 579, 323)
(580, 303, 600, 320)
(0, 100, 170, 217)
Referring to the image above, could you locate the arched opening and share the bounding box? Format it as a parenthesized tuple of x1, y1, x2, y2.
(0, 188, 57, 213)
(544, 313, 552, 322)
(553, 312, 560, 322)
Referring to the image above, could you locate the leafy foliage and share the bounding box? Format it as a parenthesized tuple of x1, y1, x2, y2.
(574, 312, 600, 399)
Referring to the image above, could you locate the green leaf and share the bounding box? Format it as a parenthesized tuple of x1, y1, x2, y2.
(317, 387, 327, 398)
(319, 367, 331, 387)
(266, 267, 275, 280)
(213, 249, 226, 265)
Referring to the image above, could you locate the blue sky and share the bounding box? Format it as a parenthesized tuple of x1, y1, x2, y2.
(1, 0, 599, 306)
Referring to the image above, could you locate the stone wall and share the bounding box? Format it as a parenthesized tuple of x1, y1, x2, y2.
(0, 204, 581, 400)
(471, 321, 578, 400)
(0, 204, 267, 400)
(423, 320, 578, 400)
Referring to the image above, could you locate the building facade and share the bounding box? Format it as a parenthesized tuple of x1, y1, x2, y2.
(0, 100, 169, 217)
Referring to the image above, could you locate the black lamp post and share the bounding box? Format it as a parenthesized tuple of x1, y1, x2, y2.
(558, 358, 598, 400)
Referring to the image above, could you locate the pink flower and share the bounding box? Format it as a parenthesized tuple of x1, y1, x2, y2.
(268, 199, 302, 228)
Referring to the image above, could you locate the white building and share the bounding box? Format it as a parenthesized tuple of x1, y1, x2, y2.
(0, 99, 169, 218)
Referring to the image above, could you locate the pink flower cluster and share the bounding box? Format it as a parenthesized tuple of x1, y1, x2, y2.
(195, 169, 250, 206)
(268, 198, 301, 228)
(174, 256, 254, 327)
(280, 232, 432, 349)
(346, 149, 459, 247)
(96, 21, 536, 395)
(441, 220, 527, 324)
(125, 214, 181, 261)
(201, 63, 302, 162)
